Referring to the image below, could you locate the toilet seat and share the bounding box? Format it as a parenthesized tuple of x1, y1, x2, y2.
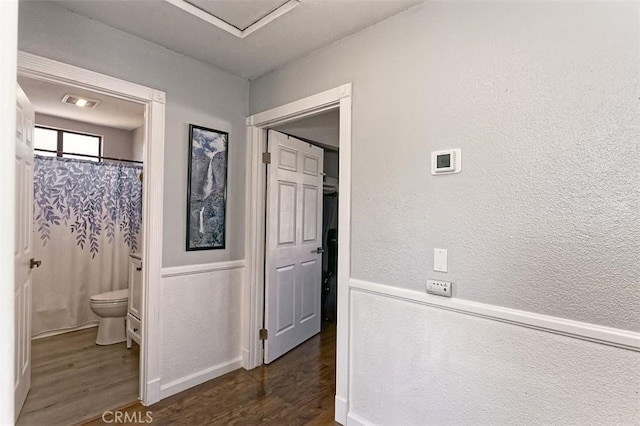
(90, 289, 128, 304)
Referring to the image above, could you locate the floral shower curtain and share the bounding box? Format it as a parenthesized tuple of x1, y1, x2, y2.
(32, 155, 142, 337)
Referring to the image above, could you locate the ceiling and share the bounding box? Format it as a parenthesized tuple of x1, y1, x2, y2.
(18, 76, 145, 131)
(51, 0, 424, 79)
(188, 0, 291, 30)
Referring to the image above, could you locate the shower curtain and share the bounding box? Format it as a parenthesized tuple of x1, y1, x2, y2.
(32, 155, 143, 337)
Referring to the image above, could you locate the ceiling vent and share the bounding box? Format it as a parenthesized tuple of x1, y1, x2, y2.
(62, 94, 101, 109)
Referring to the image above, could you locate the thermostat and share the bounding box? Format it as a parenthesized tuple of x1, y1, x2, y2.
(431, 149, 462, 175)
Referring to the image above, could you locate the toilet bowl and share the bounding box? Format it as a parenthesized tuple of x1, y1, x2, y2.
(89, 289, 128, 345)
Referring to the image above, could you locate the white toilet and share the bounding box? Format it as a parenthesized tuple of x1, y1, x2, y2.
(89, 289, 128, 345)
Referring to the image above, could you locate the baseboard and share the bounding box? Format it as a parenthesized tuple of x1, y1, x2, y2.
(335, 395, 348, 425)
(32, 321, 99, 340)
(241, 347, 251, 370)
(347, 411, 373, 426)
(143, 378, 161, 406)
(350, 279, 640, 352)
(159, 357, 242, 399)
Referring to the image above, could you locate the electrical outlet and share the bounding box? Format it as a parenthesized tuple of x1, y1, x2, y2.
(426, 279, 452, 297)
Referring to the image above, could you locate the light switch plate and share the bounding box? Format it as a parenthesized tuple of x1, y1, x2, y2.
(434, 248, 448, 272)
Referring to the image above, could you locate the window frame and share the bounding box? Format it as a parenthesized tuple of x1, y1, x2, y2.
(34, 125, 103, 162)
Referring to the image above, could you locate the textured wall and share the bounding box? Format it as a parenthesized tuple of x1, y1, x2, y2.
(19, 1, 249, 268)
(131, 126, 144, 163)
(350, 290, 640, 425)
(161, 267, 242, 385)
(250, 1, 640, 331)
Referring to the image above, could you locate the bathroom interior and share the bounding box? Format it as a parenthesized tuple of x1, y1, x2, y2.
(16, 76, 145, 425)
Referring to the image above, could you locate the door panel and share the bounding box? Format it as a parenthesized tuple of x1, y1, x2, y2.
(303, 154, 319, 175)
(15, 84, 35, 420)
(277, 182, 296, 245)
(265, 130, 323, 364)
(300, 260, 318, 323)
(278, 146, 297, 171)
(21, 282, 31, 373)
(302, 186, 318, 242)
(276, 265, 295, 334)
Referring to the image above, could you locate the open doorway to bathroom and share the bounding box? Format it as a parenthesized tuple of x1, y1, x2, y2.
(15, 76, 144, 426)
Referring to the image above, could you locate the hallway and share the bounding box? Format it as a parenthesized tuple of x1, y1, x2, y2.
(84, 322, 337, 425)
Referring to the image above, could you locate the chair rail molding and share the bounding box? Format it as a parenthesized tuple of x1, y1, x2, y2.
(350, 278, 640, 352)
(161, 260, 246, 278)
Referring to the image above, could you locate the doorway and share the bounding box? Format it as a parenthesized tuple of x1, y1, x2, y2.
(265, 112, 340, 362)
(272, 109, 340, 326)
(244, 84, 352, 424)
(15, 76, 144, 425)
(15, 52, 165, 416)
(260, 129, 328, 364)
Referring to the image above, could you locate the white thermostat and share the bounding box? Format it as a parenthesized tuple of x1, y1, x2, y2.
(431, 149, 462, 175)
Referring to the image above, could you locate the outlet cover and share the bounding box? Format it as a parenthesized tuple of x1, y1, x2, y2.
(426, 280, 452, 297)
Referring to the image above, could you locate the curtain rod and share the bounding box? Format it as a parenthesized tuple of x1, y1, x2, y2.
(35, 149, 143, 165)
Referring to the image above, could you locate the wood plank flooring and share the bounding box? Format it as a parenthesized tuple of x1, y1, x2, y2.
(17, 327, 139, 426)
(83, 322, 337, 426)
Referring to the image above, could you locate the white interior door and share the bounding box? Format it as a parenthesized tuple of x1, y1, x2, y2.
(15, 84, 35, 420)
(264, 130, 323, 364)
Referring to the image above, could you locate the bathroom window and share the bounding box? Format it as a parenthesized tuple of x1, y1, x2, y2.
(34, 126, 102, 162)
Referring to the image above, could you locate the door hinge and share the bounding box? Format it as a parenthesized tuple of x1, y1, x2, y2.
(259, 328, 268, 340)
(262, 152, 271, 164)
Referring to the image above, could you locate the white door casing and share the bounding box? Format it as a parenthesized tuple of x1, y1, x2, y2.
(264, 130, 324, 364)
(14, 84, 35, 420)
(244, 83, 351, 424)
(17, 51, 166, 406)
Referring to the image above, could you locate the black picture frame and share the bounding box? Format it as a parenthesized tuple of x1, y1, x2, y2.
(186, 124, 229, 251)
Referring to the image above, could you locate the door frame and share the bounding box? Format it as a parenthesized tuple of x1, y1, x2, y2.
(0, 1, 18, 423)
(16, 51, 165, 406)
(243, 83, 352, 424)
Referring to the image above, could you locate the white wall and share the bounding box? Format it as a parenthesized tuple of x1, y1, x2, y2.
(273, 109, 340, 149)
(35, 113, 136, 162)
(350, 289, 640, 426)
(324, 151, 339, 179)
(132, 125, 144, 162)
(159, 263, 243, 398)
(19, 1, 248, 267)
(0, 1, 18, 423)
(250, 1, 640, 423)
(18, 1, 248, 405)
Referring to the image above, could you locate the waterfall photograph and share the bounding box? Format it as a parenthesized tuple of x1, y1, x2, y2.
(186, 124, 228, 250)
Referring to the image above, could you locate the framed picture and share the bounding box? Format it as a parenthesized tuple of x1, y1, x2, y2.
(186, 124, 229, 250)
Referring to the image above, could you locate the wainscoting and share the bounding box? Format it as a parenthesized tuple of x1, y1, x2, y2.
(159, 260, 244, 400)
(346, 280, 640, 425)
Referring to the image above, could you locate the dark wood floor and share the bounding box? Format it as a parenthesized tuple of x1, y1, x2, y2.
(83, 322, 337, 426)
(17, 327, 139, 426)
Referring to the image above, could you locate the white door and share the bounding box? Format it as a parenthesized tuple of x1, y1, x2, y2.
(15, 84, 36, 420)
(264, 130, 324, 364)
